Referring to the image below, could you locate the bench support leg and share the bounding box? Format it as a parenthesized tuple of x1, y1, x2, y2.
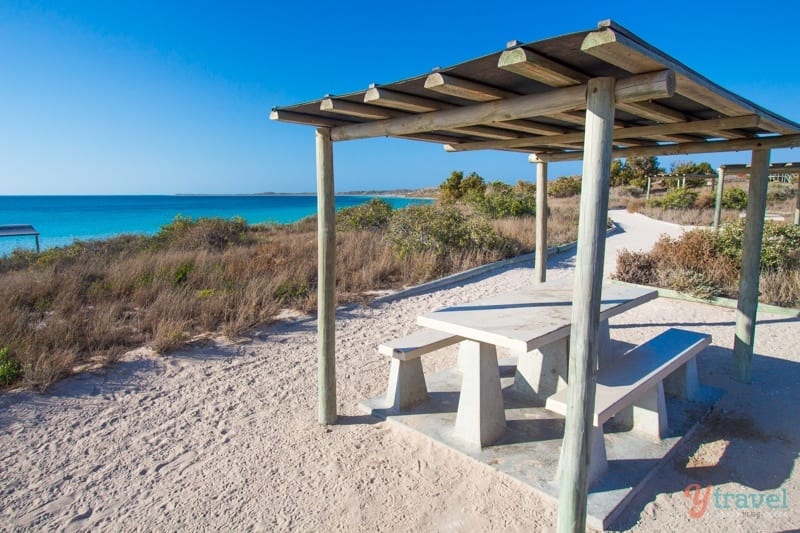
(513, 338, 569, 405)
(664, 358, 700, 401)
(455, 341, 506, 448)
(385, 358, 428, 411)
(628, 381, 669, 439)
(558, 425, 608, 487)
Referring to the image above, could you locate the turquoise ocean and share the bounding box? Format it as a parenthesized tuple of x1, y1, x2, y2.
(0, 195, 431, 255)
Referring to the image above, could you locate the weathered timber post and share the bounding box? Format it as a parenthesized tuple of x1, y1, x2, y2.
(316, 127, 337, 424)
(535, 160, 548, 283)
(713, 166, 725, 230)
(794, 174, 799, 225)
(557, 77, 615, 533)
(732, 148, 770, 383)
(645, 176, 651, 200)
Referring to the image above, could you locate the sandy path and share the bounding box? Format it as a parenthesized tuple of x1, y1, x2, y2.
(1, 210, 798, 532)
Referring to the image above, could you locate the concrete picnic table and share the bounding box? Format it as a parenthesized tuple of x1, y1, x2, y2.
(416, 279, 657, 449)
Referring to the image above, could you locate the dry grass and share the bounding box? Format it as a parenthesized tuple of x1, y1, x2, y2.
(0, 207, 582, 390)
(613, 226, 800, 307)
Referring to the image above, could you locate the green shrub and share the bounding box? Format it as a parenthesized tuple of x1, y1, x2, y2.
(387, 205, 504, 258)
(548, 176, 582, 198)
(173, 263, 194, 285)
(273, 280, 309, 303)
(464, 181, 536, 219)
(648, 187, 698, 208)
(153, 215, 251, 251)
(0, 347, 22, 386)
(767, 183, 794, 202)
(721, 187, 748, 210)
(336, 199, 393, 230)
(716, 220, 800, 270)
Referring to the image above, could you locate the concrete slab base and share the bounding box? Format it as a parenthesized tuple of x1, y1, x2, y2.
(360, 356, 722, 531)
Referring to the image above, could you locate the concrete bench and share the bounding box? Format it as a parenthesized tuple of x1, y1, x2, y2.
(380, 329, 462, 411)
(546, 327, 711, 485)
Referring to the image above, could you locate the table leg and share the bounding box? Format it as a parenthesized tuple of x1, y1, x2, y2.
(512, 338, 569, 405)
(454, 341, 506, 448)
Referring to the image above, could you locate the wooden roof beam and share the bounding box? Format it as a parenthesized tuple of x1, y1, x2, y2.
(424, 72, 514, 101)
(270, 109, 355, 128)
(499, 45, 690, 131)
(425, 72, 611, 128)
(581, 27, 800, 134)
(531, 133, 800, 163)
(320, 98, 401, 119)
(364, 87, 451, 112)
(444, 115, 759, 152)
(498, 47, 587, 87)
(330, 70, 675, 142)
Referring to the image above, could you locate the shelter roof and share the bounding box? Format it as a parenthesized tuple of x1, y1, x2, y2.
(721, 162, 800, 172)
(271, 20, 800, 160)
(0, 224, 39, 237)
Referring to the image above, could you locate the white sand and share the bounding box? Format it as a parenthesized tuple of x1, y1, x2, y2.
(1, 210, 798, 532)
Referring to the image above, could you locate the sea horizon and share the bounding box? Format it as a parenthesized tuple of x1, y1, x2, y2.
(0, 194, 431, 255)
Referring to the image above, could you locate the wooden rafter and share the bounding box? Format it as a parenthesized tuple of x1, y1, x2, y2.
(531, 133, 800, 162)
(330, 70, 675, 141)
(444, 115, 760, 152)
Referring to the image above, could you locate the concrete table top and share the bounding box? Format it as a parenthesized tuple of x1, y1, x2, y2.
(417, 280, 657, 353)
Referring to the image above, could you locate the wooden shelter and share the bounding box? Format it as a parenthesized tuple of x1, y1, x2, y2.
(271, 19, 800, 532)
(714, 162, 800, 227)
(0, 224, 40, 253)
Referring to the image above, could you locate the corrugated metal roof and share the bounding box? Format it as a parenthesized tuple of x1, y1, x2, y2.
(271, 20, 800, 157)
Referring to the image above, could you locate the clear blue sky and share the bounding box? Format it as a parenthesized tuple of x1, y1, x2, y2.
(1, 1, 798, 195)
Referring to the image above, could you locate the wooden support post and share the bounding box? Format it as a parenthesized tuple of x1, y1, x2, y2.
(713, 167, 725, 230)
(535, 161, 548, 283)
(732, 148, 770, 383)
(34, 235, 40, 254)
(795, 174, 799, 225)
(645, 176, 651, 200)
(316, 128, 337, 424)
(557, 77, 615, 533)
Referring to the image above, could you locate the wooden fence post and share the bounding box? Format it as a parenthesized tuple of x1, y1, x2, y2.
(535, 160, 548, 283)
(713, 167, 725, 230)
(557, 77, 615, 533)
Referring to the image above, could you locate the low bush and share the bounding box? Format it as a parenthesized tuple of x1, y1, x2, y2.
(715, 220, 800, 270)
(464, 181, 536, 219)
(721, 187, 748, 210)
(693, 191, 715, 209)
(614, 223, 799, 306)
(647, 187, 697, 209)
(548, 176, 582, 198)
(767, 182, 794, 202)
(336, 199, 393, 230)
(151, 215, 252, 251)
(0, 347, 22, 387)
(387, 204, 509, 258)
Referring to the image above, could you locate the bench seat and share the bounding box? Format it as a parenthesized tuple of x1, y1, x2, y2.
(380, 329, 462, 411)
(546, 327, 711, 485)
(379, 329, 462, 361)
